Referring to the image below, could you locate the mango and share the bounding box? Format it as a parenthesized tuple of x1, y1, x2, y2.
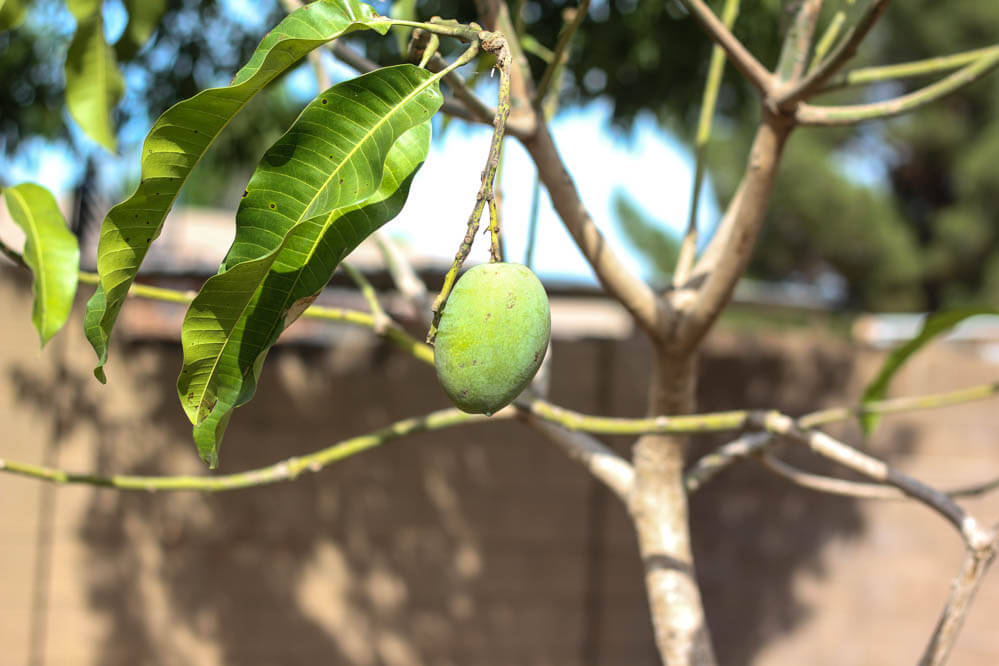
(434, 262, 551, 414)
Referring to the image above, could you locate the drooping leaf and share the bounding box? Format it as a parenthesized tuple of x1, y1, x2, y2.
(0, 0, 28, 30)
(115, 0, 167, 61)
(84, 0, 389, 383)
(179, 119, 434, 466)
(2, 184, 80, 346)
(65, 13, 124, 152)
(861, 306, 999, 434)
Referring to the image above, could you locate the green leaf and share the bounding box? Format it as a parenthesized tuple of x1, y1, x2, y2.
(115, 0, 167, 61)
(2, 184, 80, 346)
(66, 13, 124, 152)
(66, 0, 100, 20)
(84, 0, 389, 382)
(860, 306, 999, 434)
(179, 117, 434, 466)
(0, 0, 28, 30)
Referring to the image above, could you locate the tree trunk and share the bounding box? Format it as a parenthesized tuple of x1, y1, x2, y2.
(629, 349, 715, 665)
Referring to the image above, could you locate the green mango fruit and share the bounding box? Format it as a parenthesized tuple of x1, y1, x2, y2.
(434, 262, 551, 414)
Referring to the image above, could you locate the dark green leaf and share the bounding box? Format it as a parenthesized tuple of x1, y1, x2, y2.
(861, 305, 999, 434)
(0, 0, 28, 30)
(65, 13, 125, 152)
(2, 183, 80, 346)
(177, 74, 437, 465)
(84, 0, 389, 383)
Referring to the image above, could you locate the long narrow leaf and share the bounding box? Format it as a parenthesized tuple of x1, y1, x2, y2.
(179, 110, 435, 466)
(861, 306, 999, 434)
(2, 184, 80, 346)
(84, 0, 388, 383)
(65, 13, 124, 152)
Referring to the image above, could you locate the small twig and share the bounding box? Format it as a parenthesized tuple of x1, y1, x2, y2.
(675, 0, 774, 96)
(673, 0, 739, 287)
(758, 453, 999, 501)
(821, 45, 999, 91)
(427, 35, 512, 342)
(797, 48, 999, 125)
(807, 4, 849, 73)
(775, 0, 893, 108)
(534, 1, 590, 107)
(684, 432, 772, 493)
(0, 234, 28, 268)
(800, 381, 999, 428)
(0, 407, 510, 491)
(340, 262, 391, 334)
(372, 231, 432, 326)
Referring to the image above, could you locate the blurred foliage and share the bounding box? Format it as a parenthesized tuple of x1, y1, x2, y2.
(612, 189, 679, 287)
(1, 0, 997, 310)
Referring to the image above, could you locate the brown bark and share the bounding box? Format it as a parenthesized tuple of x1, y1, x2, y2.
(629, 351, 715, 665)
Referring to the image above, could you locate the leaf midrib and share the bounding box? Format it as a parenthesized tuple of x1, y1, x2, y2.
(188, 72, 437, 422)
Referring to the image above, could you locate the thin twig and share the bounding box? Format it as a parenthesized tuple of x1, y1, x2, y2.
(340, 262, 391, 334)
(775, 0, 893, 108)
(684, 432, 771, 493)
(0, 234, 29, 268)
(675, 0, 773, 96)
(807, 3, 850, 73)
(0, 407, 510, 491)
(821, 45, 999, 91)
(372, 230, 432, 326)
(534, 0, 590, 107)
(798, 47, 999, 126)
(427, 36, 511, 342)
(800, 380, 999, 428)
(673, 0, 740, 287)
(758, 453, 999, 501)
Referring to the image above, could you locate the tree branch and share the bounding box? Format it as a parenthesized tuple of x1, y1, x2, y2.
(673, 0, 741, 287)
(797, 48, 999, 126)
(758, 453, 999, 501)
(919, 540, 999, 666)
(821, 45, 999, 91)
(521, 413, 635, 501)
(676, 0, 774, 96)
(521, 122, 662, 337)
(774, 0, 893, 108)
(678, 112, 793, 349)
(684, 431, 772, 493)
(763, 413, 993, 548)
(0, 407, 509, 491)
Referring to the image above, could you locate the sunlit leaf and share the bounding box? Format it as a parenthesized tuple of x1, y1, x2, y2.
(861, 306, 999, 434)
(84, 0, 389, 383)
(183, 123, 432, 466)
(2, 184, 80, 346)
(177, 66, 438, 466)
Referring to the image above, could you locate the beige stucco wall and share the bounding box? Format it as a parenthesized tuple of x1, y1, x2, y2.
(1, 268, 997, 665)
